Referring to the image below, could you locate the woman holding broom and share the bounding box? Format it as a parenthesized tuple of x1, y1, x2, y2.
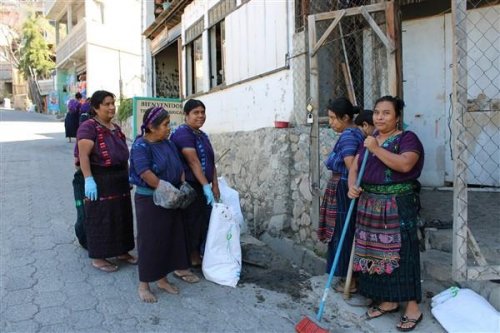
(317, 97, 364, 294)
(348, 96, 425, 332)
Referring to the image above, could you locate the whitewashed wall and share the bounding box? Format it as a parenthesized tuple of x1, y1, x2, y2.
(202, 70, 293, 133)
(224, 0, 288, 84)
(402, 5, 499, 187)
(181, 0, 294, 132)
(85, 0, 143, 98)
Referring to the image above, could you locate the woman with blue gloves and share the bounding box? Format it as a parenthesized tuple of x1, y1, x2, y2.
(76, 90, 136, 272)
(171, 99, 219, 268)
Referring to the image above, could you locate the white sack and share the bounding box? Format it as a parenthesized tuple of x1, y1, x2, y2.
(202, 203, 241, 287)
(431, 287, 500, 333)
(218, 177, 247, 234)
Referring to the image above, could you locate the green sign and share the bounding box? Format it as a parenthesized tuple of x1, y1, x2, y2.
(132, 97, 183, 137)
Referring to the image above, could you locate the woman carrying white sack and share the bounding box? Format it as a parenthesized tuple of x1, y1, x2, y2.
(129, 106, 200, 303)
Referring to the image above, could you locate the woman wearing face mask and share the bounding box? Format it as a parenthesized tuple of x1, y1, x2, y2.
(170, 99, 219, 269)
(317, 97, 365, 294)
(129, 106, 198, 303)
(348, 96, 425, 332)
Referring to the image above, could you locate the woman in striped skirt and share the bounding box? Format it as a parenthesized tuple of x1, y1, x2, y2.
(317, 97, 364, 293)
(348, 96, 425, 332)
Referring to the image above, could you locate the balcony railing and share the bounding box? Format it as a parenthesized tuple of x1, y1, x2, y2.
(56, 18, 86, 67)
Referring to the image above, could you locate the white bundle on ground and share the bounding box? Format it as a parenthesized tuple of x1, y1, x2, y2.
(202, 203, 241, 287)
(431, 287, 500, 332)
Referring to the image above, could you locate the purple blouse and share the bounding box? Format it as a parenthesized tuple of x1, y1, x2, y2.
(170, 124, 215, 183)
(67, 99, 81, 114)
(129, 137, 183, 188)
(357, 131, 424, 184)
(76, 119, 129, 167)
(325, 127, 364, 180)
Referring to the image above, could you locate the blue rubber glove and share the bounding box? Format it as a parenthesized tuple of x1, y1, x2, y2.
(202, 184, 215, 206)
(85, 176, 98, 201)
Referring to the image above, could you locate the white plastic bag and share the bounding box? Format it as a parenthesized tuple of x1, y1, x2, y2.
(218, 177, 247, 234)
(431, 287, 500, 333)
(153, 180, 196, 209)
(202, 203, 241, 287)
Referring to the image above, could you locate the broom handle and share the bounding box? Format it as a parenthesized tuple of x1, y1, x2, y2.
(343, 240, 356, 300)
(316, 149, 369, 322)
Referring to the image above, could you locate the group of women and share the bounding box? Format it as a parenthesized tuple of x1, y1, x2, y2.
(320, 96, 425, 332)
(75, 90, 216, 303)
(74, 90, 425, 330)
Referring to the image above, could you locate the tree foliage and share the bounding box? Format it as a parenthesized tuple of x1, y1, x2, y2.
(18, 13, 54, 79)
(117, 98, 133, 122)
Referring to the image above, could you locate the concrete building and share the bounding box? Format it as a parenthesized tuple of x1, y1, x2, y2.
(44, 0, 144, 112)
(144, 0, 499, 252)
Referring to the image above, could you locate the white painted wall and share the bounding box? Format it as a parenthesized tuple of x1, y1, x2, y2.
(402, 15, 447, 187)
(85, 0, 143, 99)
(402, 5, 499, 187)
(224, 0, 288, 84)
(202, 70, 293, 133)
(181, 0, 293, 133)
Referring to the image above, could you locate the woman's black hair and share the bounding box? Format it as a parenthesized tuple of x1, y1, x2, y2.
(183, 99, 205, 114)
(374, 95, 405, 117)
(142, 107, 170, 133)
(75, 92, 82, 100)
(326, 97, 361, 120)
(354, 109, 374, 126)
(89, 90, 115, 116)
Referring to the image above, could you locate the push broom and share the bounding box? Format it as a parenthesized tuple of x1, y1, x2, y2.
(296, 149, 369, 333)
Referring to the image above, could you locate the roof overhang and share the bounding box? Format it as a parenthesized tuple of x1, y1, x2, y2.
(44, 0, 69, 21)
(143, 0, 192, 40)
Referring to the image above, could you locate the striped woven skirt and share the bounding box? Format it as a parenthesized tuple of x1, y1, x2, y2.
(84, 165, 135, 259)
(319, 173, 357, 277)
(355, 186, 422, 302)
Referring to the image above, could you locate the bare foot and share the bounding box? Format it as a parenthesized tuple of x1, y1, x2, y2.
(138, 282, 157, 303)
(117, 253, 138, 265)
(157, 277, 179, 294)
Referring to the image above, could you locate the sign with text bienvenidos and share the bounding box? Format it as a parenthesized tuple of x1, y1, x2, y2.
(132, 97, 183, 138)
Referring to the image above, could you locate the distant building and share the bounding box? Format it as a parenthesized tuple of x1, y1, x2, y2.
(44, 0, 144, 112)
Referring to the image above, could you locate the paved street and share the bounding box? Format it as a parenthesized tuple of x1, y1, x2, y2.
(0, 110, 453, 333)
(0, 110, 347, 333)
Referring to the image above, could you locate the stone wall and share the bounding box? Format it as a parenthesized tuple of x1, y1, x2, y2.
(211, 125, 338, 256)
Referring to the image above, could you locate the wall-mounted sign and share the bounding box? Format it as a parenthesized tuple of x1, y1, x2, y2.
(132, 97, 183, 138)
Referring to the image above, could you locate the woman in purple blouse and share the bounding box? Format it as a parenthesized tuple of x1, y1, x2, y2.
(76, 90, 136, 273)
(348, 96, 425, 332)
(65, 92, 82, 142)
(317, 97, 364, 294)
(170, 99, 219, 267)
(130, 106, 198, 302)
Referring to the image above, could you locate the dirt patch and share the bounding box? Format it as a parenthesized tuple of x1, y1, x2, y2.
(239, 243, 312, 301)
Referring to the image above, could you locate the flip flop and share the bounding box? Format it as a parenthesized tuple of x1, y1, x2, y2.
(173, 271, 200, 284)
(365, 304, 400, 320)
(396, 314, 423, 331)
(92, 261, 118, 273)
